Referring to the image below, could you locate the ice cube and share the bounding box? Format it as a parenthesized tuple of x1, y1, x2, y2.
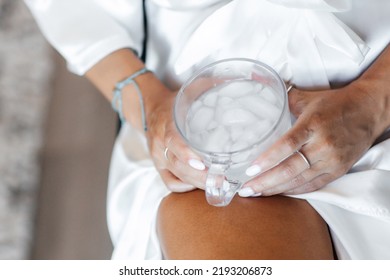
(238, 94, 281, 122)
(260, 86, 279, 105)
(214, 97, 236, 123)
(188, 106, 215, 133)
(229, 125, 244, 142)
(204, 126, 230, 152)
(253, 83, 264, 93)
(218, 96, 234, 106)
(251, 119, 273, 139)
(222, 108, 257, 126)
(219, 81, 254, 98)
(203, 92, 218, 107)
(189, 133, 203, 147)
(214, 105, 224, 123)
(190, 99, 203, 113)
(244, 129, 260, 144)
(207, 120, 219, 131)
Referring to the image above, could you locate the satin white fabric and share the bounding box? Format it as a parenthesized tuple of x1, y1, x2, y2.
(25, 0, 390, 259)
(24, 0, 145, 74)
(172, 0, 369, 88)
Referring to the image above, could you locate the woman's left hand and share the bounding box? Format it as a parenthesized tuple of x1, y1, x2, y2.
(239, 81, 387, 197)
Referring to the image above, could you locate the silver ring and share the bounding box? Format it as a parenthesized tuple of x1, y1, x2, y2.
(286, 84, 294, 93)
(296, 150, 310, 169)
(164, 147, 169, 161)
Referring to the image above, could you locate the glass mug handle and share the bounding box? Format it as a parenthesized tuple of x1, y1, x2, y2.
(205, 163, 242, 207)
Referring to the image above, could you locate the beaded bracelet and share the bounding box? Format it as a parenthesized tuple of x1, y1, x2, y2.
(112, 67, 151, 132)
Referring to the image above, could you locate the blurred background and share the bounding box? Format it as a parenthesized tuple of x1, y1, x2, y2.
(0, 0, 115, 259)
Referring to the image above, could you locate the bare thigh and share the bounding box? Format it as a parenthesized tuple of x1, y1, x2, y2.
(157, 190, 333, 260)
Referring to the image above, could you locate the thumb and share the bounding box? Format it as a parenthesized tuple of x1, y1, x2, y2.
(159, 169, 197, 193)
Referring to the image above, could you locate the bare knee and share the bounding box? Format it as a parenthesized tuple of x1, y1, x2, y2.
(157, 190, 333, 260)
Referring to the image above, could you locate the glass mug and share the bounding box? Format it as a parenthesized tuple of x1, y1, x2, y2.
(174, 58, 291, 206)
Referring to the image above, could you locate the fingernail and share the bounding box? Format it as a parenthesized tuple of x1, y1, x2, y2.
(246, 165, 261, 177)
(251, 192, 262, 197)
(188, 159, 206, 171)
(169, 183, 194, 192)
(238, 187, 255, 197)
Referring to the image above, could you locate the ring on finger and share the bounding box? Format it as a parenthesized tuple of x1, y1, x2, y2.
(296, 150, 310, 169)
(164, 147, 169, 161)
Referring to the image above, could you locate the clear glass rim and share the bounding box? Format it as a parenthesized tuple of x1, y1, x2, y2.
(174, 57, 288, 156)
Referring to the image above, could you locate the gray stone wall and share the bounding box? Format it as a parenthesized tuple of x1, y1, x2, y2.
(0, 0, 53, 259)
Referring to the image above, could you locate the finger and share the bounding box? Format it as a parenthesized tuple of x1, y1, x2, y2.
(240, 160, 326, 197)
(245, 119, 313, 177)
(260, 166, 322, 196)
(241, 151, 311, 195)
(165, 149, 206, 188)
(165, 128, 206, 171)
(283, 173, 333, 195)
(159, 169, 197, 193)
(150, 142, 167, 170)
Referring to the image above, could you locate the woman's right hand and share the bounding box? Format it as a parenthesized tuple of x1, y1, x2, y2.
(146, 90, 207, 193)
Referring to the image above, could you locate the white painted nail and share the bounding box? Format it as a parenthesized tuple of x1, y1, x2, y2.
(238, 187, 255, 197)
(251, 192, 262, 197)
(245, 165, 262, 177)
(169, 183, 194, 192)
(188, 159, 206, 171)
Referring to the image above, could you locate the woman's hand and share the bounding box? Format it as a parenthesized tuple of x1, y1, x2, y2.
(239, 81, 389, 197)
(85, 49, 208, 193)
(146, 91, 207, 193)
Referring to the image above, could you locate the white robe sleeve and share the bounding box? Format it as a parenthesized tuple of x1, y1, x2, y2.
(24, 0, 144, 75)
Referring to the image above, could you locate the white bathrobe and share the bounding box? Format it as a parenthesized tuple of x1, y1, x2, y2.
(25, 0, 390, 259)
